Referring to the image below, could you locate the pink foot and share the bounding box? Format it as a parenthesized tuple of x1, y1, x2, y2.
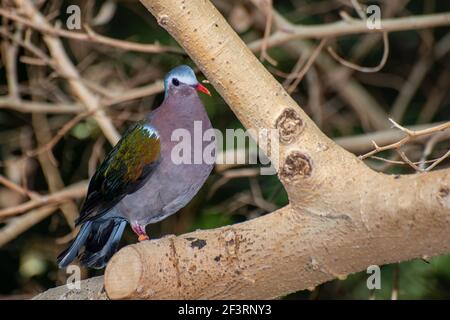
(131, 222, 149, 242)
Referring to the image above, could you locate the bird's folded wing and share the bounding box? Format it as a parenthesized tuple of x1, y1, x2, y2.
(76, 121, 161, 224)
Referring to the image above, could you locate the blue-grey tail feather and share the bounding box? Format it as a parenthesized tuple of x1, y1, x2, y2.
(57, 222, 92, 268)
(79, 219, 126, 269)
(57, 218, 126, 269)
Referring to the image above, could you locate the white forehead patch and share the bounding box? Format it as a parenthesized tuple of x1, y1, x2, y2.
(169, 72, 197, 86)
(164, 65, 199, 96)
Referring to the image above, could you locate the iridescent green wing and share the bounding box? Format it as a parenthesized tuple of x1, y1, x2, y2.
(76, 121, 160, 224)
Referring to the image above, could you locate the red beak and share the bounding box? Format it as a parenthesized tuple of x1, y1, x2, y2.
(196, 83, 211, 96)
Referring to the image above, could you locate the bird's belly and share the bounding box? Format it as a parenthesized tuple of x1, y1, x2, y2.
(114, 161, 213, 225)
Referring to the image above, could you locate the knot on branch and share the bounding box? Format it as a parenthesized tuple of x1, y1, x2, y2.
(157, 14, 169, 26)
(280, 151, 312, 183)
(220, 229, 242, 262)
(438, 186, 450, 208)
(275, 108, 304, 144)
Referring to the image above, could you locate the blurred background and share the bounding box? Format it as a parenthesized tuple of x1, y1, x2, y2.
(0, 0, 449, 299)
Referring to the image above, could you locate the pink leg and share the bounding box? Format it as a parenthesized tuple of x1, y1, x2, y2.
(131, 222, 149, 242)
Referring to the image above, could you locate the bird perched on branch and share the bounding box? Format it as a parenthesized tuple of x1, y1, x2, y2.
(58, 65, 214, 269)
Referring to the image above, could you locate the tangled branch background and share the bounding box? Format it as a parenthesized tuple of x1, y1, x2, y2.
(0, 0, 449, 299)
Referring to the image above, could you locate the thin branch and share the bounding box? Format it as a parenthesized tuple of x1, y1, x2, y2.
(425, 150, 450, 172)
(359, 119, 450, 159)
(253, 0, 277, 65)
(0, 181, 87, 219)
(397, 150, 423, 172)
(336, 121, 449, 154)
(102, 80, 164, 106)
(0, 205, 58, 247)
(0, 97, 83, 113)
(26, 109, 97, 159)
(0, 8, 184, 54)
(286, 38, 327, 93)
(369, 154, 446, 167)
(250, 12, 450, 51)
(1, 27, 21, 98)
(350, 0, 367, 21)
(0, 174, 40, 200)
(327, 32, 389, 73)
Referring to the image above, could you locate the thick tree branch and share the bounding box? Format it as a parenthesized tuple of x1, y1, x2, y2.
(35, 0, 450, 299)
(101, 0, 450, 299)
(33, 277, 106, 300)
(105, 168, 450, 299)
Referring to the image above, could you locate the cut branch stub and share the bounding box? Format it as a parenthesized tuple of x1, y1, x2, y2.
(280, 151, 312, 183)
(275, 108, 305, 144)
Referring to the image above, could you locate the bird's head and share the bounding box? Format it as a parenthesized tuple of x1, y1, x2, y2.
(163, 65, 211, 98)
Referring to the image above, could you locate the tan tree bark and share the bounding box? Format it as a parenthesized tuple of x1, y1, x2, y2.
(35, 0, 450, 299)
(102, 0, 450, 299)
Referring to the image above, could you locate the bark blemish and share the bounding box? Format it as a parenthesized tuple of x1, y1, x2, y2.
(185, 237, 207, 249)
(439, 187, 449, 198)
(438, 187, 450, 208)
(192, 239, 207, 249)
(169, 237, 182, 288)
(309, 257, 320, 271)
(222, 229, 241, 259)
(157, 14, 169, 26)
(275, 108, 304, 144)
(280, 151, 312, 182)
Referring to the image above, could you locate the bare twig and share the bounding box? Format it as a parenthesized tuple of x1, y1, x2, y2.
(0, 97, 83, 113)
(0, 205, 59, 247)
(286, 38, 327, 94)
(1, 27, 21, 98)
(0, 181, 87, 219)
(0, 8, 184, 54)
(336, 121, 449, 154)
(253, 0, 277, 65)
(26, 109, 98, 159)
(425, 150, 450, 172)
(360, 119, 450, 159)
(250, 12, 450, 51)
(327, 32, 389, 73)
(0, 174, 40, 200)
(397, 150, 423, 172)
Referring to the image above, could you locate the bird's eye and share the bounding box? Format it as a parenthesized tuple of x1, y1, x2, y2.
(172, 78, 180, 86)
